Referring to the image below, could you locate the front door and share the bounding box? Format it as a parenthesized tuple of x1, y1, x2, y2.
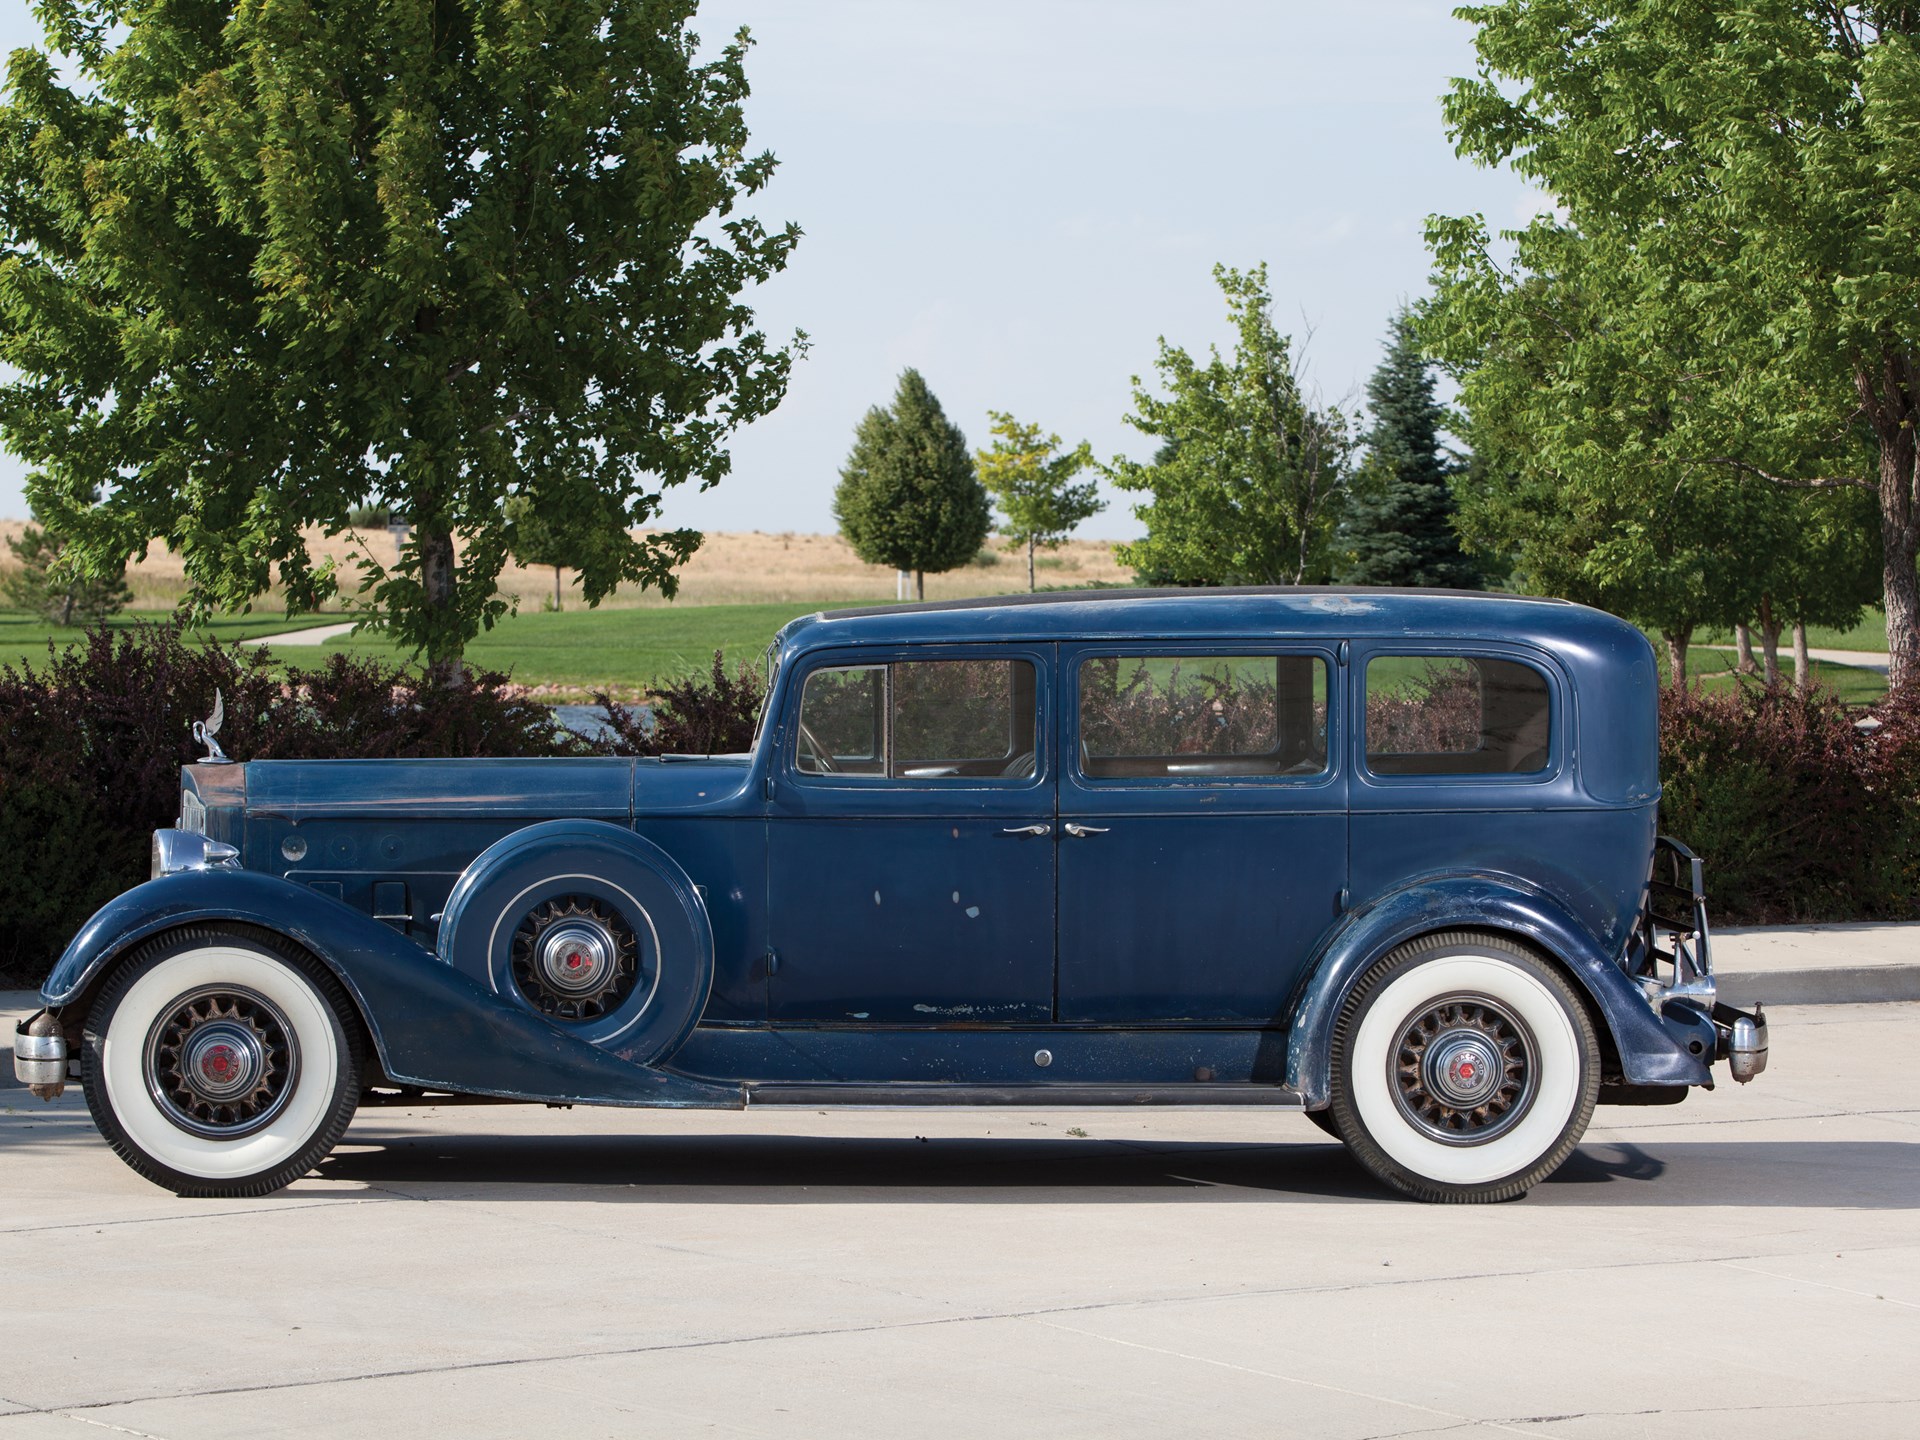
(768, 646, 1056, 1024)
(1055, 645, 1348, 1023)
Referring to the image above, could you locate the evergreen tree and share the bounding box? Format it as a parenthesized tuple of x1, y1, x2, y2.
(834, 370, 991, 599)
(3, 513, 132, 626)
(1340, 310, 1479, 589)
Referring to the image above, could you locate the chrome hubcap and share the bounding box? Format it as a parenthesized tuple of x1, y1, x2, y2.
(537, 921, 615, 996)
(510, 896, 641, 1022)
(1389, 994, 1537, 1145)
(145, 987, 299, 1139)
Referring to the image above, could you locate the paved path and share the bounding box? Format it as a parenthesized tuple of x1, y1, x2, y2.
(239, 621, 356, 647)
(4, 995, 1917, 1438)
(1701, 643, 1892, 675)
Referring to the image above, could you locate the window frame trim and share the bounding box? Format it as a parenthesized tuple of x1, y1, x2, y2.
(1064, 643, 1341, 790)
(1354, 641, 1565, 786)
(782, 645, 1050, 792)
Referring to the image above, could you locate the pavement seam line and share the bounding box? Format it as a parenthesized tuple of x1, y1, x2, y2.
(1717, 1259, 1920, 1310)
(1021, 1317, 1521, 1436)
(25, 1239, 1866, 1417)
(0, 1197, 389, 1237)
(57, 1414, 175, 1440)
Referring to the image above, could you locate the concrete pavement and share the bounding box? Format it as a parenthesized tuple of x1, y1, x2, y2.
(2, 994, 1917, 1439)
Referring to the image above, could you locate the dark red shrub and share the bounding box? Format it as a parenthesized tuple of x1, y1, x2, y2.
(1658, 681, 1920, 924)
(595, 649, 766, 757)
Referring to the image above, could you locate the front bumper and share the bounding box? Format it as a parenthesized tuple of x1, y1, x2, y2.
(12, 1011, 68, 1100)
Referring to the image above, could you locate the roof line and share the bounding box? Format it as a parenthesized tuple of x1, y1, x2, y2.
(817, 585, 1566, 621)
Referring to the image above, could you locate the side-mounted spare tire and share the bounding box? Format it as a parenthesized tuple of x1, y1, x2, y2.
(438, 820, 714, 1066)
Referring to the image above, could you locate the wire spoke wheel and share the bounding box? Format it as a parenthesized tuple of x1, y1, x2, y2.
(1389, 994, 1538, 1146)
(1329, 931, 1599, 1203)
(509, 895, 642, 1022)
(144, 986, 300, 1139)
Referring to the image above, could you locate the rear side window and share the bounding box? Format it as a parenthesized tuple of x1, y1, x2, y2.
(1365, 655, 1551, 776)
(1077, 654, 1328, 779)
(796, 659, 1037, 779)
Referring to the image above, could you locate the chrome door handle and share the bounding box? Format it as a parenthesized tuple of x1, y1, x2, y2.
(1062, 823, 1110, 838)
(1001, 823, 1051, 836)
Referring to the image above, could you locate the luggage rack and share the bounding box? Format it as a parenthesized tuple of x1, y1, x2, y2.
(1626, 835, 1715, 1009)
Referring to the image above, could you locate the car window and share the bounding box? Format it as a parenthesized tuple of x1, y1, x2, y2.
(1365, 655, 1551, 775)
(796, 659, 1038, 780)
(1077, 654, 1328, 779)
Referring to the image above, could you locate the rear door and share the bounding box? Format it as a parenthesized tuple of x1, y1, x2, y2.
(1055, 644, 1348, 1023)
(766, 645, 1057, 1024)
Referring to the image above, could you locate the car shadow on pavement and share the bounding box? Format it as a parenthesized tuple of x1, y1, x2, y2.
(301, 1130, 1920, 1208)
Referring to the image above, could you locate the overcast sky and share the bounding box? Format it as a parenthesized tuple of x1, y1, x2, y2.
(0, 0, 1538, 539)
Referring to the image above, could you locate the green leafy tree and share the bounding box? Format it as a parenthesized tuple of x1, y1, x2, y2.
(1430, 2, 1920, 691)
(1110, 265, 1356, 586)
(833, 369, 991, 600)
(0, 0, 801, 684)
(504, 494, 594, 613)
(1340, 310, 1479, 589)
(974, 413, 1101, 591)
(3, 511, 132, 626)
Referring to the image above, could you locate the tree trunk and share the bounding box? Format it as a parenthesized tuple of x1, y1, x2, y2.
(1663, 626, 1692, 688)
(1027, 536, 1036, 593)
(915, 570, 925, 601)
(1792, 620, 1810, 693)
(55, 591, 74, 627)
(554, 565, 563, 612)
(1862, 355, 1919, 694)
(1734, 622, 1757, 675)
(419, 523, 465, 687)
(1757, 593, 1782, 689)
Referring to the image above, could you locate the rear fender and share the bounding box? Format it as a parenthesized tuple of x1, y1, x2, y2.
(41, 870, 741, 1109)
(1286, 874, 1710, 1106)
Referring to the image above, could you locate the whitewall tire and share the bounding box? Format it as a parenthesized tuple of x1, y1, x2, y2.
(1328, 931, 1599, 1203)
(81, 927, 363, 1197)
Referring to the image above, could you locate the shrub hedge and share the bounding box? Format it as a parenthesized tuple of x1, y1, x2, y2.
(1, 624, 1913, 987)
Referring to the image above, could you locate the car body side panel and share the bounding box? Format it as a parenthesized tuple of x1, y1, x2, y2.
(1283, 874, 1710, 1106)
(41, 870, 742, 1108)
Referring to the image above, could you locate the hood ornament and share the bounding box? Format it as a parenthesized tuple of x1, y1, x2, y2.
(192, 689, 232, 764)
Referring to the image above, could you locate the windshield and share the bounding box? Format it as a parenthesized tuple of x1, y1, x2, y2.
(750, 639, 779, 752)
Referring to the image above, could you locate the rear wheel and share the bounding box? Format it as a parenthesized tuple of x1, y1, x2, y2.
(81, 927, 363, 1197)
(1328, 931, 1599, 1203)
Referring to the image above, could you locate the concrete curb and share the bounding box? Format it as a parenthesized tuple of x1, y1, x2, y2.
(1715, 966, 1920, 1007)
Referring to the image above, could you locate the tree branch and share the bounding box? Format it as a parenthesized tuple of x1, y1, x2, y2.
(1691, 457, 1873, 490)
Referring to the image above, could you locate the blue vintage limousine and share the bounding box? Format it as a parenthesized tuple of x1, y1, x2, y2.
(13, 588, 1766, 1201)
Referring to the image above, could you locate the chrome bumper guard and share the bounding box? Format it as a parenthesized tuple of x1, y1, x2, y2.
(1630, 837, 1767, 1084)
(12, 1011, 69, 1100)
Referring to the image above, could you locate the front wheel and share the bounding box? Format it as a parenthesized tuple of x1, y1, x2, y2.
(81, 926, 363, 1197)
(1328, 931, 1599, 1203)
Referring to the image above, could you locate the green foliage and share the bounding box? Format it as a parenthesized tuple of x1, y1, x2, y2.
(1339, 311, 1479, 589)
(975, 412, 1101, 591)
(3, 515, 132, 625)
(0, 0, 801, 682)
(1428, 2, 1920, 690)
(1110, 265, 1356, 586)
(833, 369, 991, 597)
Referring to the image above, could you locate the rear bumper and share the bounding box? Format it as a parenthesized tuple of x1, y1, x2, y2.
(1636, 838, 1766, 1085)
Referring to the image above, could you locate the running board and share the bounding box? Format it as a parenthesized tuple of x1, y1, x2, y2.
(742, 1083, 1309, 1110)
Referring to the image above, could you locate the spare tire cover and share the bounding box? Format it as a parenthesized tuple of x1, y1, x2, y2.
(438, 819, 713, 1064)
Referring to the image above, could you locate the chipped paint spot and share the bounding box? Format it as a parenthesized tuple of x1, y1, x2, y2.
(952, 891, 961, 903)
(1302, 594, 1380, 613)
(847, 1012, 870, 1020)
(873, 890, 882, 905)
(951, 826, 960, 838)
(966, 906, 980, 918)
(910, 1001, 1026, 1017)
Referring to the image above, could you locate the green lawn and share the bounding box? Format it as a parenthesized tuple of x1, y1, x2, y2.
(0, 609, 334, 674)
(317, 600, 854, 690)
(1666, 642, 1887, 703)
(1694, 612, 1888, 653)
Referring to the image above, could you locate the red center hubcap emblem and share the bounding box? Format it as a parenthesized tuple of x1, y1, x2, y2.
(567, 952, 583, 969)
(205, 1047, 236, 1080)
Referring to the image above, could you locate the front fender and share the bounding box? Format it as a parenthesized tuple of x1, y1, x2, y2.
(1285, 874, 1710, 1105)
(42, 870, 742, 1109)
